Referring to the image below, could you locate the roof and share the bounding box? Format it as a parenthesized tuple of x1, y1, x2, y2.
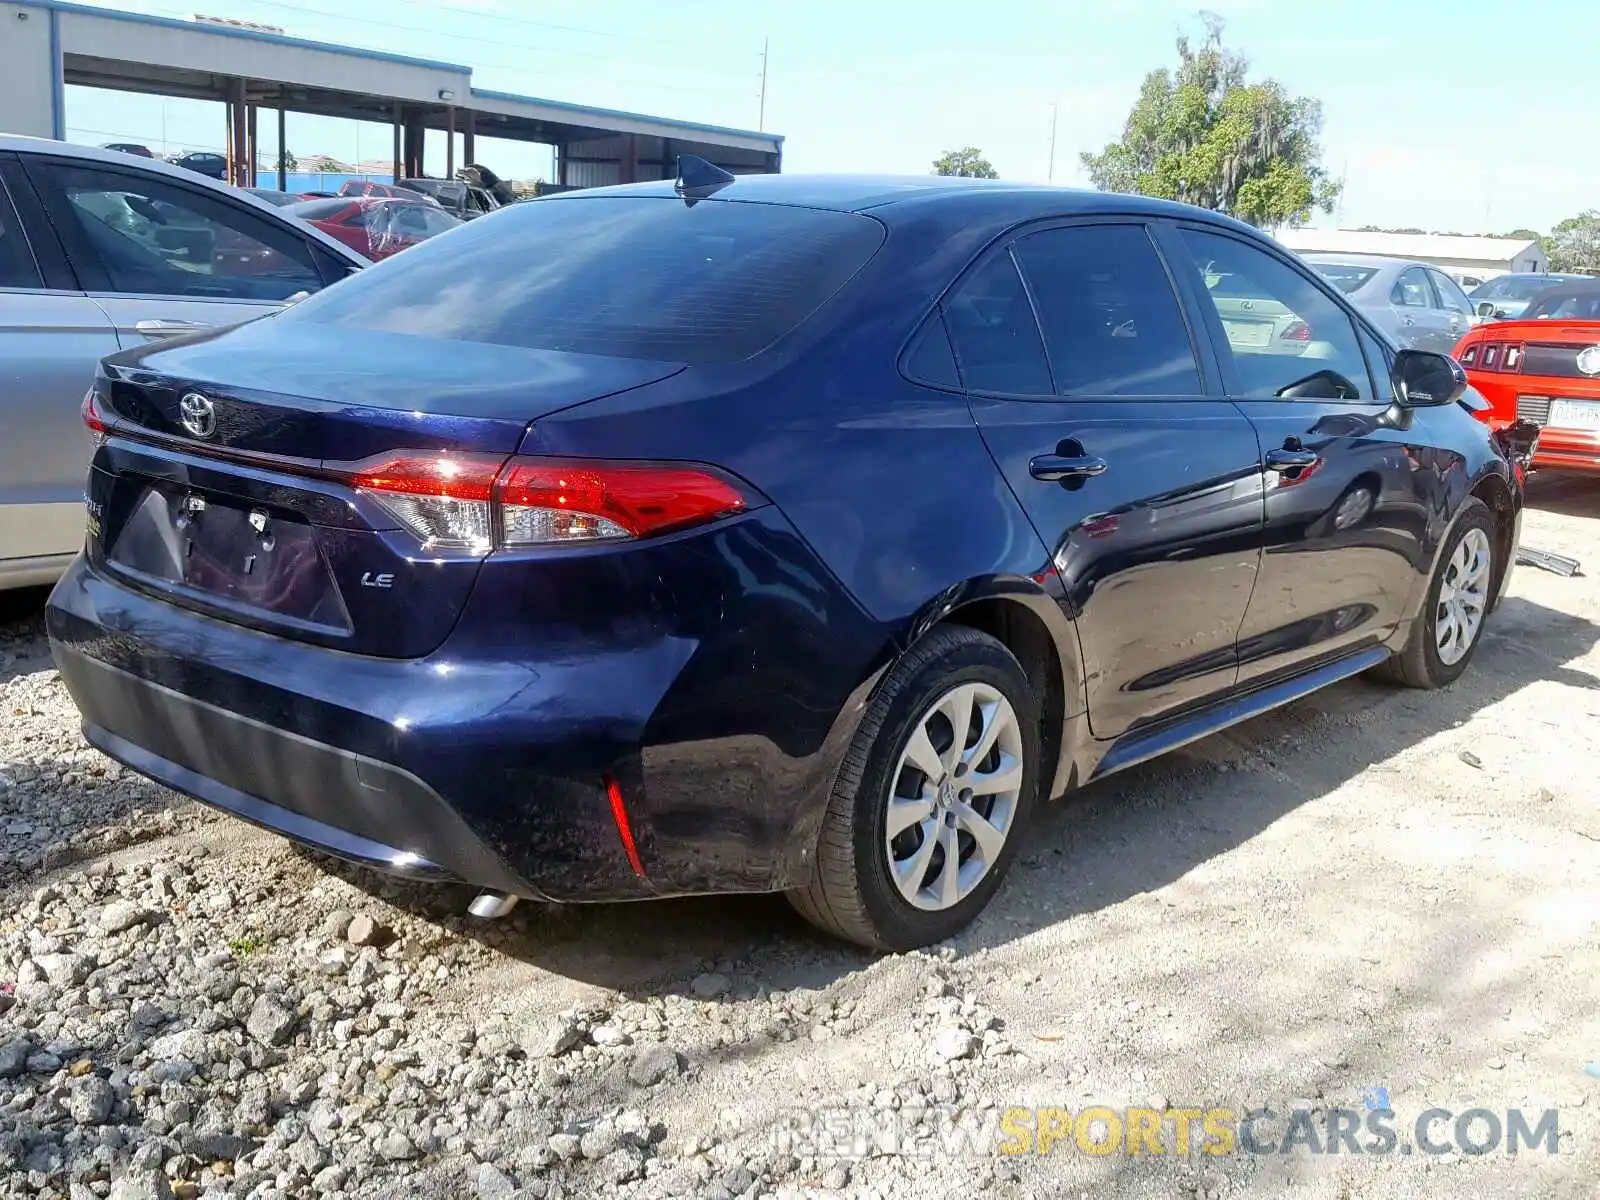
(541, 174, 1265, 228)
(1276, 228, 1542, 263)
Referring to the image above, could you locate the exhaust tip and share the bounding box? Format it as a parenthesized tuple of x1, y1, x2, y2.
(468, 892, 521, 920)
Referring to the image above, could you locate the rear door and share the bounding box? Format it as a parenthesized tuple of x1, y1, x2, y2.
(20, 156, 336, 346)
(1167, 224, 1424, 683)
(0, 155, 119, 578)
(1389, 265, 1449, 352)
(954, 220, 1264, 740)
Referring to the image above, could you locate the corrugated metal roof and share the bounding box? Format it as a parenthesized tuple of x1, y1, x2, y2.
(1276, 228, 1540, 263)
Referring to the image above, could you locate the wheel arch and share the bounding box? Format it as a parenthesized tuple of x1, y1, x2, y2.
(902, 575, 1085, 802)
(1469, 470, 1517, 613)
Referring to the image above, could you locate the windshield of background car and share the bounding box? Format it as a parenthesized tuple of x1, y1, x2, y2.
(1472, 275, 1571, 301)
(1524, 289, 1600, 320)
(1308, 262, 1378, 293)
(282, 196, 887, 363)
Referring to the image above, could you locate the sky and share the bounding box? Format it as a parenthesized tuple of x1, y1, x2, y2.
(60, 0, 1600, 235)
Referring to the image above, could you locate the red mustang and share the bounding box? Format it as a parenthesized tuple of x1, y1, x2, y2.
(1454, 278, 1600, 474)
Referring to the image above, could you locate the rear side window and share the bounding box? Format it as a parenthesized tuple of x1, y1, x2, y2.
(33, 161, 324, 302)
(1390, 267, 1435, 309)
(1013, 225, 1200, 396)
(902, 312, 961, 390)
(285, 196, 885, 364)
(0, 186, 41, 289)
(942, 253, 1053, 395)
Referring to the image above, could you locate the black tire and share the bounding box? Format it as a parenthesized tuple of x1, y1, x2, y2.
(787, 625, 1042, 951)
(1374, 497, 1496, 689)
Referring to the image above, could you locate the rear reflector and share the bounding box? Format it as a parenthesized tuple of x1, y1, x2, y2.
(338, 452, 750, 552)
(604, 773, 646, 878)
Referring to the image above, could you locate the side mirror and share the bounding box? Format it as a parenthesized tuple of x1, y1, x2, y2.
(1475, 300, 1502, 319)
(1392, 348, 1467, 408)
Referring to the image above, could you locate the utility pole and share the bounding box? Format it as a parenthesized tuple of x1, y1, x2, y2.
(758, 37, 769, 131)
(1047, 104, 1058, 184)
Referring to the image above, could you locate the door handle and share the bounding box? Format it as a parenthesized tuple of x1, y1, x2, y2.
(1264, 447, 1320, 472)
(134, 319, 208, 338)
(1029, 451, 1108, 482)
(1401, 316, 1415, 326)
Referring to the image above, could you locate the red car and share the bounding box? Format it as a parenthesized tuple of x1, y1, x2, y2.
(1455, 278, 1600, 474)
(286, 196, 462, 262)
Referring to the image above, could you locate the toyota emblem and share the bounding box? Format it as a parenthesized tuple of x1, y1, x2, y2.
(1577, 346, 1600, 377)
(178, 392, 216, 439)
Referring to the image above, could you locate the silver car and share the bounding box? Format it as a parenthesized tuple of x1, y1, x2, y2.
(0, 137, 367, 591)
(1299, 253, 1478, 356)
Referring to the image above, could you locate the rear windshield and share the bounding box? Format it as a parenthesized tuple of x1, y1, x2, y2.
(1308, 262, 1378, 293)
(1525, 289, 1600, 320)
(282, 196, 886, 363)
(1472, 275, 1568, 301)
(290, 199, 356, 220)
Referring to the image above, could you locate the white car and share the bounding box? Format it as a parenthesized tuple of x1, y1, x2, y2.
(0, 136, 368, 591)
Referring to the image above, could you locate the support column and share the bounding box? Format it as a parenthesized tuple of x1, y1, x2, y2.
(461, 110, 475, 167)
(445, 105, 455, 177)
(619, 133, 637, 184)
(229, 78, 248, 186)
(246, 103, 258, 186)
(391, 102, 402, 182)
(556, 145, 567, 187)
(276, 98, 287, 191)
(402, 118, 421, 179)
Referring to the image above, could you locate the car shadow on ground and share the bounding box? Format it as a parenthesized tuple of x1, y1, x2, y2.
(307, 590, 1600, 1001)
(1524, 473, 1600, 520)
(0, 588, 51, 688)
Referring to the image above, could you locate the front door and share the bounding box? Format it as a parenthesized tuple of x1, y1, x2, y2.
(948, 221, 1263, 740)
(1168, 225, 1425, 683)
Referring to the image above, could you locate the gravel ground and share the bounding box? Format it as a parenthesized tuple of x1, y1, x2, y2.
(2, 474, 1598, 1200)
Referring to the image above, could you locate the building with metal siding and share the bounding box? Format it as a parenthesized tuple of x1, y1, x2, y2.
(0, 0, 782, 187)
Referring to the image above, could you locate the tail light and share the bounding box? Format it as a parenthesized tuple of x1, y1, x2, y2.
(1280, 321, 1312, 342)
(340, 452, 752, 553)
(81, 390, 108, 439)
(1464, 341, 1523, 372)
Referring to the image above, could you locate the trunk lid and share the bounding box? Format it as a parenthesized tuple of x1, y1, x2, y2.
(88, 321, 684, 658)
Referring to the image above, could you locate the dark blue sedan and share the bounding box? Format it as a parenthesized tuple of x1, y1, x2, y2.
(48, 166, 1527, 949)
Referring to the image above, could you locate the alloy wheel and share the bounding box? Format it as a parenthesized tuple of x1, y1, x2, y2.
(1436, 527, 1492, 666)
(884, 682, 1024, 912)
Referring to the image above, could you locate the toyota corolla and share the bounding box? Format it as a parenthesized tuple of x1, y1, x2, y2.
(48, 164, 1524, 950)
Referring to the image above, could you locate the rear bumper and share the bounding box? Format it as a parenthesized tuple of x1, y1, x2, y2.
(46, 507, 886, 902)
(62, 651, 500, 889)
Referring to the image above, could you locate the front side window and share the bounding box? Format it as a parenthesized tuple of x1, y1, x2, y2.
(941, 252, 1053, 395)
(1390, 267, 1436, 309)
(1177, 228, 1372, 402)
(1012, 225, 1200, 396)
(1430, 271, 1473, 316)
(35, 162, 324, 302)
